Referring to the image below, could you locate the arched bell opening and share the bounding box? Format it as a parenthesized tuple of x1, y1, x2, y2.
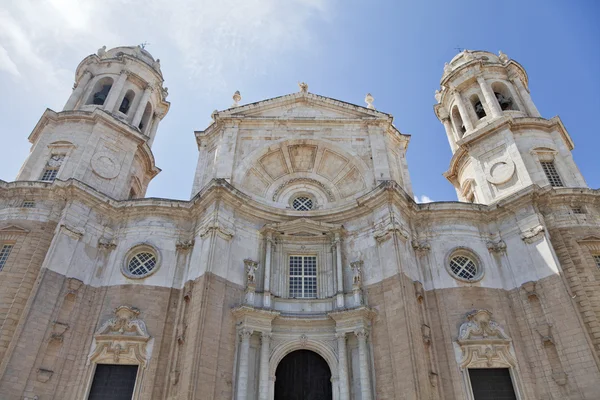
(274, 350, 332, 400)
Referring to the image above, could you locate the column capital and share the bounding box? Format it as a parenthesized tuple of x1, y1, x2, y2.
(335, 332, 347, 340)
(239, 328, 253, 339)
(260, 332, 272, 340)
(354, 328, 369, 339)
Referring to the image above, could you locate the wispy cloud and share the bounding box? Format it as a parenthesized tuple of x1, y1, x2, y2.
(414, 194, 433, 203)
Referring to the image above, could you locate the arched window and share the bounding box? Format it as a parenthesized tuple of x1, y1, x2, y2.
(138, 102, 152, 133)
(119, 90, 135, 114)
(87, 77, 114, 106)
(451, 105, 466, 138)
(492, 82, 518, 111)
(470, 94, 486, 119)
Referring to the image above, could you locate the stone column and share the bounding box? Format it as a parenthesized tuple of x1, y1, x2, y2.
(236, 329, 253, 400)
(264, 233, 273, 308)
(132, 86, 153, 128)
(441, 118, 458, 152)
(452, 91, 474, 132)
(104, 70, 128, 112)
(336, 333, 350, 400)
(510, 75, 541, 118)
(63, 71, 92, 110)
(355, 328, 373, 400)
(477, 76, 502, 118)
(258, 333, 271, 400)
(147, 113, 161, 147)
(334, 232, 344, 308)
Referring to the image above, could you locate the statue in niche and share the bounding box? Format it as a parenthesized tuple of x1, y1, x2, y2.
(244, 259, 259, 285)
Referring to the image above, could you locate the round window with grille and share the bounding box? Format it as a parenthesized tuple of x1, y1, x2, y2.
(292, 196, 314, 211)
(447, 250, 483, 282)
(122, 245, 160, 279)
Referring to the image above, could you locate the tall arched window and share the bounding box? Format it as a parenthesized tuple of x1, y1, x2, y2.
(451, 105, 466, 138)
(492, 82, 518, 111)
(119, 90, 136, 114)
(470, 94, 486, 120)
(138, 102, 152, 133)
(87, 77, 114, 106)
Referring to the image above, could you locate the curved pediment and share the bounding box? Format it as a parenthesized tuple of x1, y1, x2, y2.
(261, 218, 343, 237)
(233, 138, 375, 207)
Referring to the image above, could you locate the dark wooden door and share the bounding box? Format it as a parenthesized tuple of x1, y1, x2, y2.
(469, 368, 517, 400)
(88, 364, 138, 400)
(275, 350, 332, 400)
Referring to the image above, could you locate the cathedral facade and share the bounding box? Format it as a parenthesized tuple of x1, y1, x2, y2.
(0, 45, 599, 400)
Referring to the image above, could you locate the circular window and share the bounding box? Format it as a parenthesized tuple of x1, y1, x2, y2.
(292, 196, 313, 211)
(447, 249, 483, 282)
(123, 245, 160, 279)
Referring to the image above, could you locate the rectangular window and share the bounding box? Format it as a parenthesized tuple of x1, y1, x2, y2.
(468, 368, 517, 400)
(88, 364, 138, 400)
(22, 201, 35, 208)
(0, 244, 14, 271)
(540, 161, 564, 187)
(289, 255, 317, 298)
(40, 155, 65, 182)
(594, 255, 600, 269)
(572, 207, 585, 214)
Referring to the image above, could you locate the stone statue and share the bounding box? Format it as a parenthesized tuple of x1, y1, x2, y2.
(498, 51, 509, 63)
(244, 259, 258, 285)
(434, 89, 442, 103)
(152, 58, 161, 71)
(365, 93, 375, 109)
(232, 90, 242, 107)
(298, 82, 308, 93)
(162, 87, 169, 99)
(97, 45, 107, 58)
(463, 50, 474, 61)
(351, 261, 363, 286)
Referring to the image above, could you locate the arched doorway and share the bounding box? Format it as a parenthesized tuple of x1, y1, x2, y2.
(274, 350, 332, 400)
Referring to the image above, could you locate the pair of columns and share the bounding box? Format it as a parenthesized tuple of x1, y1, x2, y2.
(236, 329, 271, 400)
(236, 328, 373, 400)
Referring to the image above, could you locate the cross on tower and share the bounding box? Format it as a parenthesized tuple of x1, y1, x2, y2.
(140, 41, 150, 49)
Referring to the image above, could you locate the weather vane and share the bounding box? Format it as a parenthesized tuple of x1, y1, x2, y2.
(140, 41, 150, 49)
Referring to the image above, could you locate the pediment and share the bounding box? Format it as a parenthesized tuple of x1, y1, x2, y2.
(261, 218, 343, 236)
(219, 92, 390, 121)
(0, 225, 30, 235)
(577, 236, 600, 245)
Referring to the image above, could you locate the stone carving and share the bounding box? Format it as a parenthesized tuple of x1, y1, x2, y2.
(198, 220, 234, 240)
(176, 239, 195, 251)
(272, 178, 335, 202)
(232, 90, 241, 107)
(412, 240, 431, 253)
(98, 237, 117, 250)
(498, 50, 509, 63)
(152, 58, 161, 71)
(463, 50, 474, 61)
(456, 310, 516, 369)
(443, 62, 452, 74)
(484, 158, 516, 185)
(350, 261, 363, 286)
(422, 324, 432, 344)
(413, 281, 424, 302)
(50, 321, 69, 342)
(486, 239, 507, 254)
(162, 87, 169, 99)
(97, 45, 107, 58)
(520, 225, 545, 244)
(36, 368, 53, 383)
(89, 306, 150, 367)
(374, 221, 409, 243)
(91, 151, 121, 179)
(521, 281, 538, 299)
(244, 259, 259, 285)
(298, 82, 308, 93)
(299, 334, 308, 347)
(60, 224, 84, 240)
(434, 89, 442, 103)
(365, 93, 375, 109)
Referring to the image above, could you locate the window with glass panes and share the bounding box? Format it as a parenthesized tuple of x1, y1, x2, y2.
(289, 255, 317, 298)
(40, 155, 65, 182)
(0, 244, 14, 271)
(540, 161, 563, 187)
(594, 255, 600, 270)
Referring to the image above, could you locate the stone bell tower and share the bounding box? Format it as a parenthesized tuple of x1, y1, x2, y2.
(434, 50, 586, 204)
(15, 45, 170, 200)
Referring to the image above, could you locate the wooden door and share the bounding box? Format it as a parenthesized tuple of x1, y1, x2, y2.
(275, 350, 332, 400)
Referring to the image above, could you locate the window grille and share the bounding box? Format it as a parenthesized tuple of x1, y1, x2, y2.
(22, 201, 35, 208)
(594, 255, 600, 270)
(289, 255, 317, 298)
(0, 244, 14, 271)
(540, 161, 563, 187)
(127, 251, 157, 277)
(572, 207, 585, 215)
(449, 255, 478, 281)
(292, 196, 313, 211)
(40, 155, 65, 182)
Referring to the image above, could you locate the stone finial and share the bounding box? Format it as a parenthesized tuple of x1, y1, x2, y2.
(463, 49, 474, 61)
(152, 58, 161, 71)
(443, 62, 452, 75)
(365, 93, 375, 109)
(97, 45, 107, 58)
(232, 90, 242, 107)
(498, 51, 509, 63)
(298, 82, 308, 93)
(434, 89, 442, 103)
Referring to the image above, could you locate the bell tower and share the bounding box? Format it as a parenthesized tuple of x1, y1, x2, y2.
(434, 50, 586, 204)
(15, 45, 170, 200)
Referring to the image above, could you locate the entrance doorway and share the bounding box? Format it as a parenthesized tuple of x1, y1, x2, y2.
(274, 350, 332, 400)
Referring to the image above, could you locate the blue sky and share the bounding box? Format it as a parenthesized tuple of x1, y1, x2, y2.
(1, 0, 598, 202)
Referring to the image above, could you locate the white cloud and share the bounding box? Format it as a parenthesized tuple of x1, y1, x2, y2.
(414, 194, 433, 203)
(0, 45, 20, 77)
